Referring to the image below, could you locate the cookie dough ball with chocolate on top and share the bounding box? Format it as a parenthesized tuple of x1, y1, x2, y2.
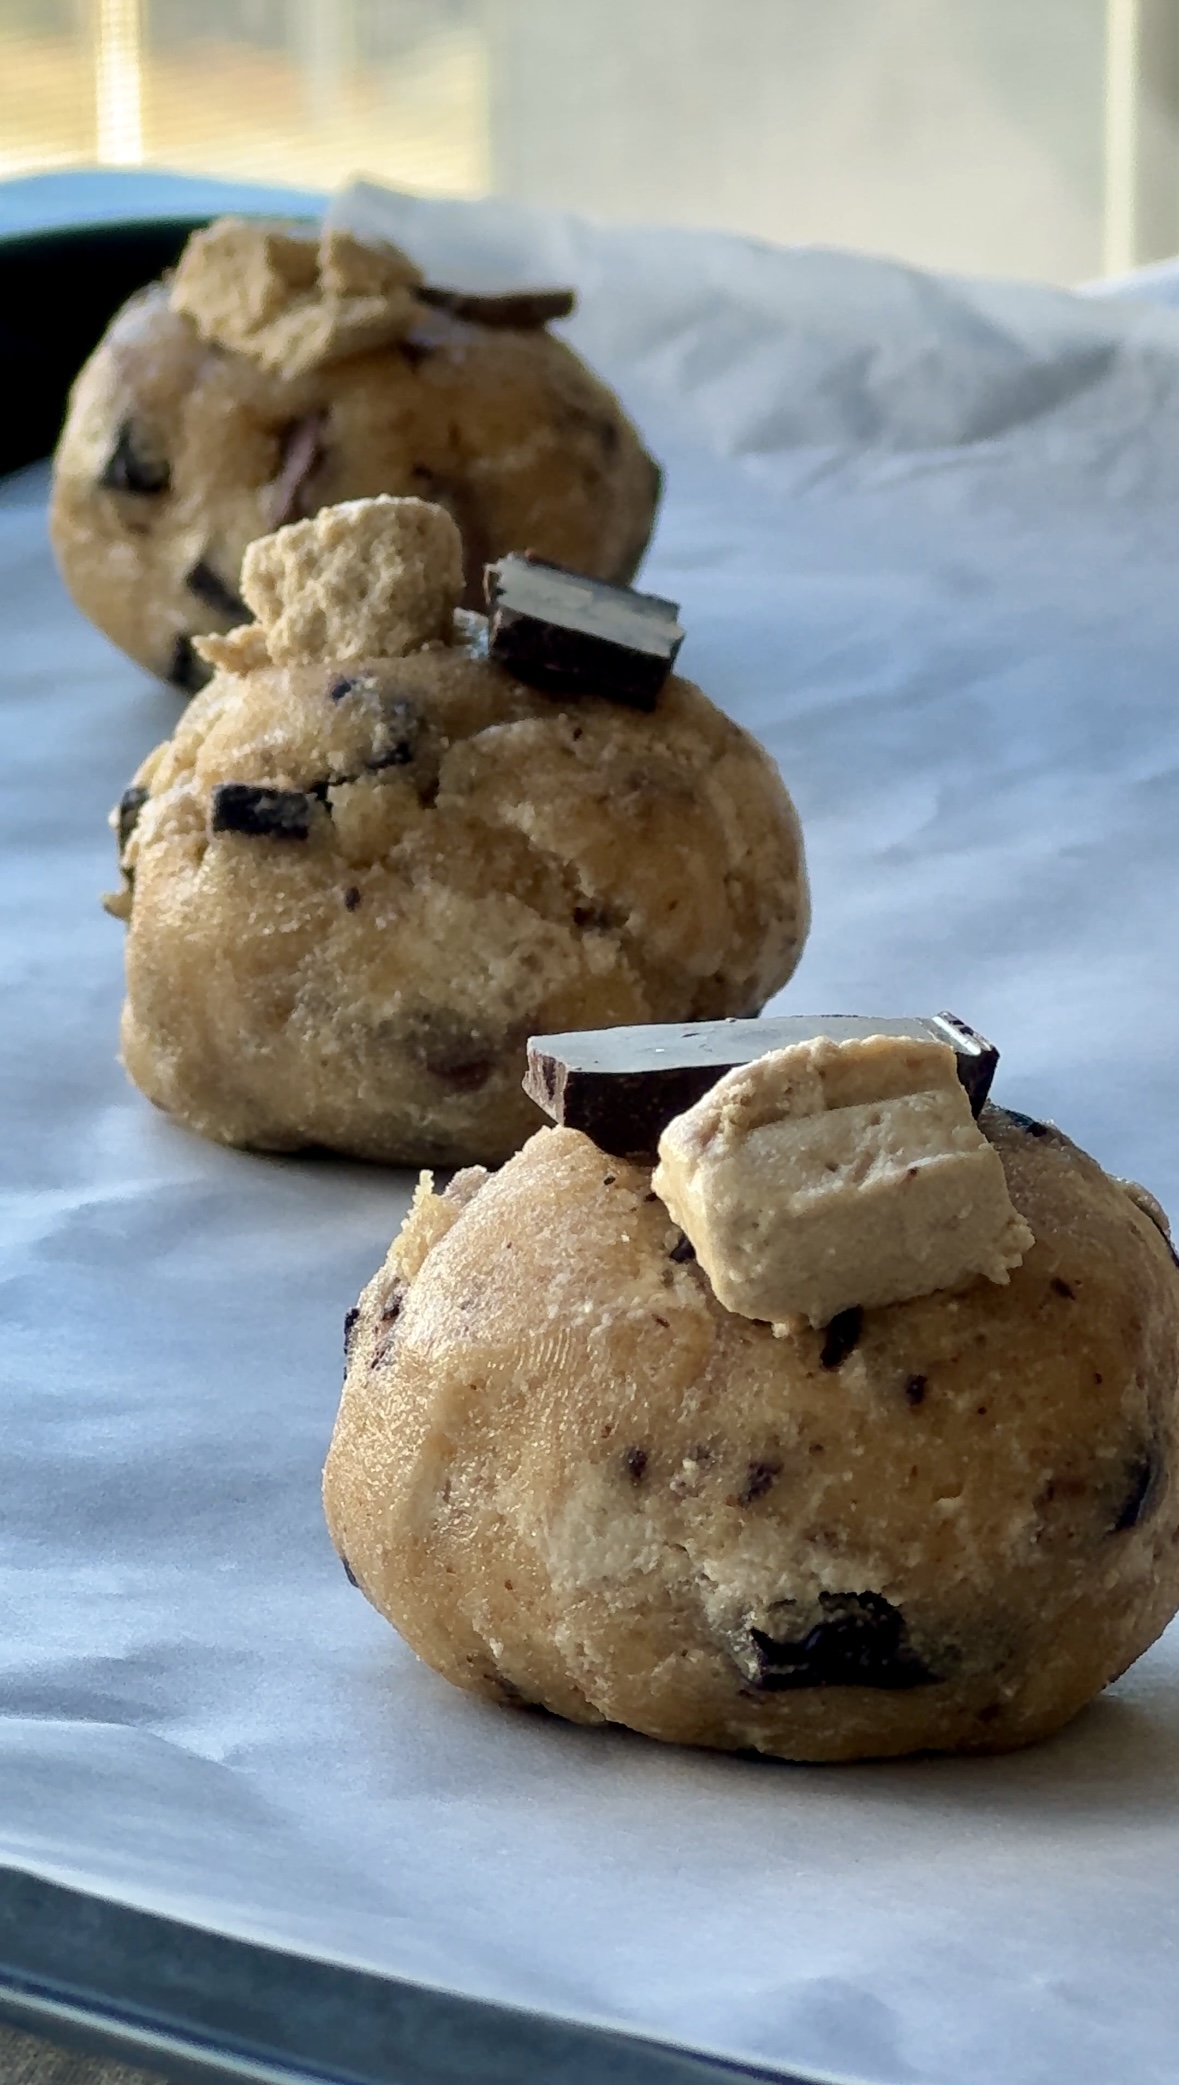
(106, 497, 809, 1165)
(323, 1012, 1179, 1762)
(50, 215, 662, 693)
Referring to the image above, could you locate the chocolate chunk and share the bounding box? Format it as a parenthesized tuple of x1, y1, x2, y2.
(739, 1459, 782, 1505)
(1051, 1277, 1076, 1299)
(905, 1373, 928, 1407)
(1112, 1448, 1163, 1532)
(185, 558, 247, 621)
(343, 1305, 360, 1360)
(368, 699, 419, 771)
(668, 1232, 696, 1264)
(743, 1591, 939, 1691)
(328, 678, 420, 768)
(210, 783, 314, 840)
(340, 1553, 360, 1588)
(525, 1011, 999, 1161)
(117, 785, 149, 855)
(485, 553, 683, 710)
(1005, 1110, 1050, 1139)
(99, 420, 169, 495)
(418, 284, 576, 328)
(166, 634, 213, 696)
(623, 1445, 648, 1483)
(344, 886, 361, 912)
(820, 1307, 863, 1370)
(267, 412, 326, 528)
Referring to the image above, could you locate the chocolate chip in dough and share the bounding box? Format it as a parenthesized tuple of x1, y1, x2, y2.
(210, 784, 315, 840)
(185, 558, 248, 622)
(744, 1591, 940, 1691)
(820, 1307, 863, 1371)
(99, 421, 170, 495)
(343, 1305, 360, 1360)
(117, 785, 149, 855)
(738, 1460, 782, 1506)
(166, 634, 213, 696)
(1112, 1448, 1163, 1533)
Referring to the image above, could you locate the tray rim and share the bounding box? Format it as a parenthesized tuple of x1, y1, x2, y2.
(0, 1862, 825, 2085)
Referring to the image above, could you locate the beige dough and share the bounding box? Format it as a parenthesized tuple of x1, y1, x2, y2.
(107, 501, 808, 1166)
(50, 217, 661, 693)
(323, 1106, 1179, 1760)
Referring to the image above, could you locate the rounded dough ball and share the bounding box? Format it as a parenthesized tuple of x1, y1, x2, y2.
(112, 620, 808, 1165)
(50, 260, 661, 693)
(323, 1107, 1179, 1760)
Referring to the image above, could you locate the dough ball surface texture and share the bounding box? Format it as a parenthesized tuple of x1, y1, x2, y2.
(112, 608, 808, 1165)
(322, 1108, 1179, 1760)
(49, 221, 661, 689)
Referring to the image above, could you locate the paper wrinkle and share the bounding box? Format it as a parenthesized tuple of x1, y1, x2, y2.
(3, 179, 1179, 2085)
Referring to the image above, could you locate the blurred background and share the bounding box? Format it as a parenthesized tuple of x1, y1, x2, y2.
(3, 0, 1179, 282)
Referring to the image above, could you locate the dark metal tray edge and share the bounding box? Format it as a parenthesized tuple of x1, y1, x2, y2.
(0, 1862, 820, 2085)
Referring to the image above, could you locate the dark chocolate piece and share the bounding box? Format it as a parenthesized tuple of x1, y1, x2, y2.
(343, 1305, 360, 1361)
(1112, 1448, 1163, 1533)
(525, 1011, 1000, 1161)
(340, 1553, 360, 1588)
(820, 1307, 863, 1370)
(328, 679, 419, 769)
(1004, 1109, 1050, 1139)
(738, 1459, 781, 1506)
(185, 558, 247, 621)
(266, 412, 326, 528)
(166, 633, 212, 696)
(485, 553, 683, 710)
(210, 783, 315, 840)
(117, 785, 149, 855)
(668, 1232, 696, 1264)
(368, 698, 419, 771)
(623, 1445, 648, 1483)
(743, 1591, 939, 1691)
(418, 284, 575, 328)
(99, 420, 169, 495)
(905, 1374, 928, 1407)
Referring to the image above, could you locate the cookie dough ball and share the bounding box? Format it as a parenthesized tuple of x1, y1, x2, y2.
(323, 1108, 1179, 1760)
(50, 217, 661, 693)
(108, 499, 808, 1165)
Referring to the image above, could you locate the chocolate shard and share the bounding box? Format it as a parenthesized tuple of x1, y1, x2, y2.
(210, 783, 315, 840)
(525, 1012, 1000, 1161)
(99, 420, 170, 495)
(743, 1591, 939, 1692)
(1112, 1447, 1163, 1533)
(166, 633, 213, 696)
(485, 553, 683, 710)
(418, 284, 576, 328)
(117, 785, 149, 855)
(185, 558, 248, 622)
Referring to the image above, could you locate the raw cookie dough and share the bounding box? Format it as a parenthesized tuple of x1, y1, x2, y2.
(323, 1107, 1179, 1761)
(50, 217, 661, 693)
(108, 499, 808, 1166)
(653, 1034, 1033, 1328)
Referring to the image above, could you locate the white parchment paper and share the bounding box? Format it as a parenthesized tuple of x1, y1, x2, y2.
(3, 182, 1179, 2085)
